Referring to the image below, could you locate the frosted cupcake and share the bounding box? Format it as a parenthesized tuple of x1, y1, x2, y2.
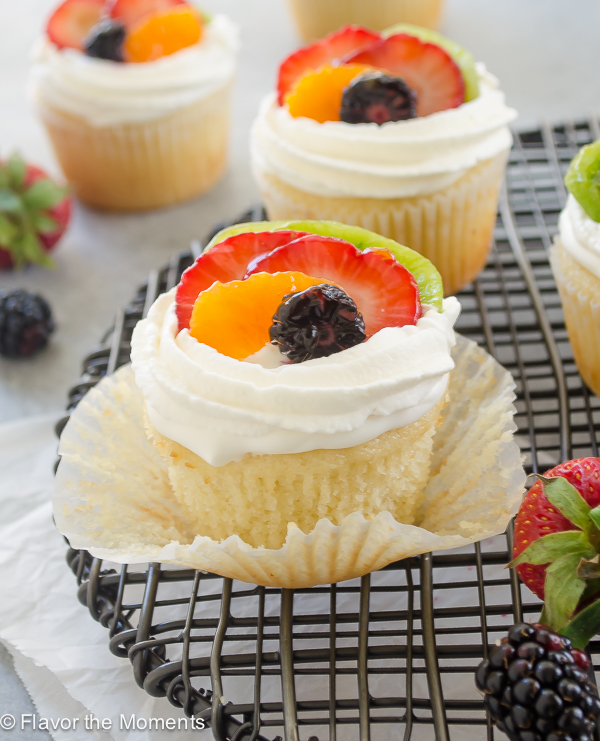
(286, 0, 444, 43)
(130, 220, 460, 550)
(30, 0, 237, 211)
(552, 141, 600, 397)
(251, 25, 516, 296)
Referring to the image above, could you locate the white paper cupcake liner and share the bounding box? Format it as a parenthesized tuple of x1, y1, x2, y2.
(254, 152, 508, 297)
(54, 334, 525, 589)
(286, 0, 444, 41)
(551, 239, 600, 397)
(36, 81, 232, 211)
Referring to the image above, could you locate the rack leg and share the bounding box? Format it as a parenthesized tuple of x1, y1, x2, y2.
(420, 553, 450, 741)
(280, 589, 300, 741)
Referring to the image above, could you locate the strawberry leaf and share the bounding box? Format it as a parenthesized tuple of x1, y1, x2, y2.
(577, 557, 600, 580)
(15, 231, 53, 269)
(0, 189, 23, 214)
(538, 475, 593, 533)
(561, 597, 600, 649)
(7, 153, 26, 190)
(30, 213, 58, 235)
(0, 214, 18, 247)
(508, 530, 593, 567)
(589, 505, 600, 531)
(22, 180, 67, 211)
(544, 553, 587, 630)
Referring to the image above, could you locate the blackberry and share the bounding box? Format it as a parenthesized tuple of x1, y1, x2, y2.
(84, 19, 126, 62)
(270, 284, 366, 363)
(475, 623, 599, 741)
(0, 289, 54, 358)
(340, 72, 417, 125)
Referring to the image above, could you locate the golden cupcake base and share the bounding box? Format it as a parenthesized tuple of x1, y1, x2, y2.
(36, 83, 232, 212)
(54, 334, 524, 589)
(551, 239, 600, 397)
(254, 151, 509, 297)
(146, 395, 446, 551)
(286, 0, 444, 41)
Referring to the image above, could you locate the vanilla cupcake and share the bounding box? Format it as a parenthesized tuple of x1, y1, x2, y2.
(552, 141, 600, 397)
(30, 1, 237, 211)
(286, 0, 444, 43)
(251, 25, 516, 296)
(130, 221, 459, 550)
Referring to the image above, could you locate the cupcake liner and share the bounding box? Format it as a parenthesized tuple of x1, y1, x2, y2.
(286, 0, 444, 41)
(36, 81, 232, 211)
(254, 151, 508, 296)
(54, 334, 524, 589)
(551, 239, 600, 397)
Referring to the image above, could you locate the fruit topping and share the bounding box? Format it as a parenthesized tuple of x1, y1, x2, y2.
(0, 154, 71, 270)
(245, 234, 421, 336)
(46, 0, 105, 50)
(340, 71, 417, 125)
(109, 0, 186, 29)
(277, 25, 381, 105)
(84, 18, 126, 61)
(124, 6, 202, 63)
(565, 140, 600, 222)
(384, 23, 479, 102)
(205, 221, 444, 311)
(0, 289, 55, 358)
(475, 622, 600, 741)
(345, 33, 465, 117)
(285, 64, 372, 124)
(510, 459, 600, 634)
(270, 284, 366, 363)
(189, 272, 330, 361)
(176, 230, 310, 330)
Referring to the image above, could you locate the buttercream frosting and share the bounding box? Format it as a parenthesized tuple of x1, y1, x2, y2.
(29, 15, 238, 127)
(130, 290, 461, 466)
(251, 64, 516, 199)
(559, 194, 600, 280)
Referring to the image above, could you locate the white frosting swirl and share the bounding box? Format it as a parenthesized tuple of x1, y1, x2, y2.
(250, 64, 516, 198)
(559, 194, 600, 279)
(29, 15, 238, 127)
(130, 290, 461, 466)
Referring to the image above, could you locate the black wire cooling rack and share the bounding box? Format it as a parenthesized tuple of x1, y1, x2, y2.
(56, 119, 600, 741)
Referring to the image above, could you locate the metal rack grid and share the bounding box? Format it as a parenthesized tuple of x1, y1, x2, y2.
(56, 119, 600, 741)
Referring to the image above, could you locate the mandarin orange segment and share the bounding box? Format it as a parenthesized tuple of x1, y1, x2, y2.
(124, 6, 202, 63)
(284, 64, 372, 123)
(189, 272, 327, 360)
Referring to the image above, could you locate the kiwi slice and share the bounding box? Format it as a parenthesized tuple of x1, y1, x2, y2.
(205, 219, 444, 310)
(565, 140, 600, 222)
(383, 23, 479, 103)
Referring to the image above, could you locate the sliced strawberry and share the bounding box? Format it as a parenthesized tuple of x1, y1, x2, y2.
(109, 0, 187, 29)
(277, 25, 381, 105)
(244, 234, 421, 336)
(345, 34, 465, 116)
(46, 0, 106, 50)
(175, 230, 310, 331)
(513, 458, 600, 600)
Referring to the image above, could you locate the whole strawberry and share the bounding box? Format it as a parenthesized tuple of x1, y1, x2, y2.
(0, 154, 71, 270)
(511, 458, 600, 633)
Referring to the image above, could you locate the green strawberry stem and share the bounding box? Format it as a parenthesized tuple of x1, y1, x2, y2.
(561, 599, 600, 650)
(509, 474, 600, 632)
(0, 153, 68, 269)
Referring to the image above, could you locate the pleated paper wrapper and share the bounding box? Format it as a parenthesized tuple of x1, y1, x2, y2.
(54, 335, 525, 589)
(254, 152, 508, 297)
(551, 239, 600, 398)
(285, 0, 444, 42)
